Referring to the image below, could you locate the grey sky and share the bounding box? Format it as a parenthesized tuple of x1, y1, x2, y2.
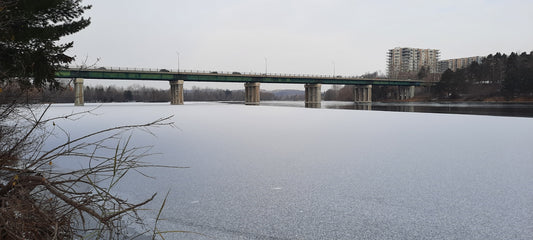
(63, 0, 533, 90)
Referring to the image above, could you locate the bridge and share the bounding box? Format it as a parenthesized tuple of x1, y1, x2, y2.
(56, 67, 423, 107)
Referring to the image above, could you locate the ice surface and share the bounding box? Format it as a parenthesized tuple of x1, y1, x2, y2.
(44, 102, 533, 239)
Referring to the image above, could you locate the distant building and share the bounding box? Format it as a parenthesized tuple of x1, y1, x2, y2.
(387, 47, 440, 79)
(437, 56, 483, 73)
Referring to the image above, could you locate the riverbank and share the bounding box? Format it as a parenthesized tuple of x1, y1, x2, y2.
(321, 101, 533, 118)
(397, 96, 533, 103)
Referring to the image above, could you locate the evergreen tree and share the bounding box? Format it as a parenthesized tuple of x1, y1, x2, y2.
(436, 69, 459, 98)
(526, 52, 533, 93)
(417, 66, 428, 80)
(0, 0, 91, 89)
(502, 53, 520, 98)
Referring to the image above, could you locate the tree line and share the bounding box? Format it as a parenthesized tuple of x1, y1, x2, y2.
(434, 52, 533, 100)
(0, 83, 309, 104)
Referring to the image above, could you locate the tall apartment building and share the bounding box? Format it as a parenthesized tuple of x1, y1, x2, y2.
(387, 47, 440, 79)
(437, 56, 483, 72)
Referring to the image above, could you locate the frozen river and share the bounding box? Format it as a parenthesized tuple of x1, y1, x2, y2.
(46, 102, 533, 239)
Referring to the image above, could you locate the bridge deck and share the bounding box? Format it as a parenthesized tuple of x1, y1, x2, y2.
(56, 68, 423, 86)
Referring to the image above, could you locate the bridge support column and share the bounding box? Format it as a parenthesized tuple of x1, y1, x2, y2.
(244, 82, 260, 105)
(305, 83, 321, 108)
(397, 86, 407, 100)
(74, 78, 84, 106)
(170, 80, 184, 105)
(354, 84, 372, 103)
(397, 86, 415, 100)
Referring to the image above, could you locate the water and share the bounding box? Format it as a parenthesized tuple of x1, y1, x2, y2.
(258, 101, 533, 118)
(44, 102, 533, 239)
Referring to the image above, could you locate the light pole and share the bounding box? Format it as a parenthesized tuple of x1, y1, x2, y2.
(264, 57, 268, 75)
(332, 61, 336, 77)
(176, 51, 180, 72)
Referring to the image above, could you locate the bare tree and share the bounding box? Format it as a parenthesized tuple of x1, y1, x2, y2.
(0, 101, 177, 239)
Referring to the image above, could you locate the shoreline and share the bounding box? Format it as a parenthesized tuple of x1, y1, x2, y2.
(380, 96, 533, 104)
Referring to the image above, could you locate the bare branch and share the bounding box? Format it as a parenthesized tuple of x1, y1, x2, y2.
(1, 102, 179, 239)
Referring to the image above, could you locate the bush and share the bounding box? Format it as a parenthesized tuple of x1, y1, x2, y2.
(0, 101, 175, 239)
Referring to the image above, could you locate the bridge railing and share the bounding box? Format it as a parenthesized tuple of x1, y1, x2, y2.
(66, 65, 405, 81)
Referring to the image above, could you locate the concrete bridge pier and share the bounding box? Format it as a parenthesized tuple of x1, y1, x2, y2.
(398, 86, 407, 100)
(398, 87, 405, 100)
(170, 80, 184, 105)
(244, 82, 260, 105)
(305, 83, 321, 108)
(409, 86, 416, 99)
(397, 86, 415, 100)
(354, 84, 372, 103)
(74, 78, 84, 106)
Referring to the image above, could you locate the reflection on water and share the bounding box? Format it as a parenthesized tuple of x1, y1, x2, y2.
(251, 101, 533, 118)
(324, 101, 533, 118)
(224, 101, 533, 117)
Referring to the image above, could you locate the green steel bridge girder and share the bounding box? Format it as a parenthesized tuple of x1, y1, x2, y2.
(55, 70, 422, 86)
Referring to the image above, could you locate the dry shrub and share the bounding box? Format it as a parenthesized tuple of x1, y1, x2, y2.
(0, 100, 176, 239)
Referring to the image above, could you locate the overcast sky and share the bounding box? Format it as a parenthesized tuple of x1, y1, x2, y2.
(63, 0, 533, 90)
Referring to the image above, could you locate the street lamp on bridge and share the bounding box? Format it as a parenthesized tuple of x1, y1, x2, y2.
(333, 61, 336, 78)
(176, 51, 180, 73)
(264, 57, 268, 75)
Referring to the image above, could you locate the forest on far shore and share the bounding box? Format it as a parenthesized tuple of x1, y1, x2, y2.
(0, 84, 306, 103)
(433, 51, 533, 101)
